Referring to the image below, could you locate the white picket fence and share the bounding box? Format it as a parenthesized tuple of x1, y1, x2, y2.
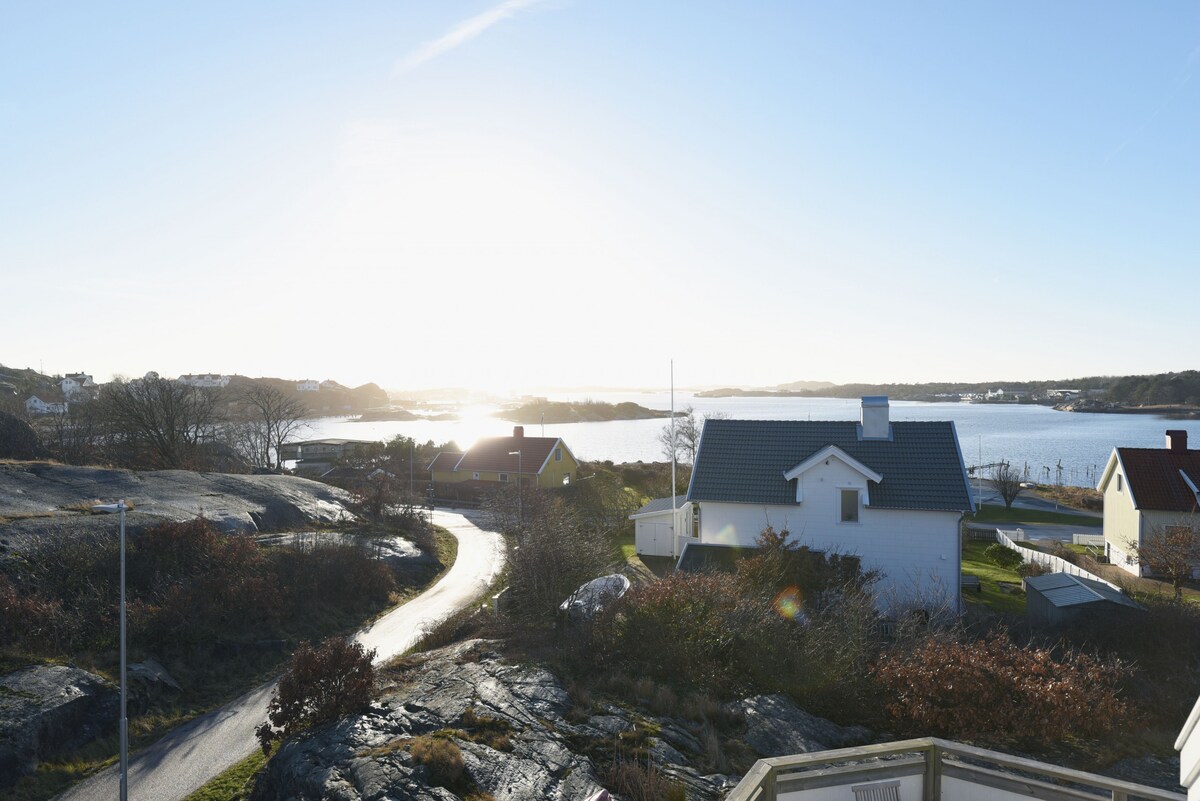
(1072, 532, 1105, 547)
(995, 528, 1121, 590)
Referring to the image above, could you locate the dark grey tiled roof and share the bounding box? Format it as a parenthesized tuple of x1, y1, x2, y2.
(1025, 573, 1142, 610)
(631, 495, 688, 517)
(686, 419, 973, 512)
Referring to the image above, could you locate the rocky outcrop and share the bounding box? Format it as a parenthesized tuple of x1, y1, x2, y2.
(0, 463, 356, 556)
(251, 641, 871, 801)
(727, 694, 871, 758)
(0, 665, 118, 788)
(0, 412, 45, 460)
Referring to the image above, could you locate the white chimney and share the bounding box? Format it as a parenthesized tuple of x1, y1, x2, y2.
(861, 396, 890, 440)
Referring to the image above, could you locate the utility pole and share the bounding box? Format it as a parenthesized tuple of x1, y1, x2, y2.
(91, 500, 129, 801)
(508, 450, 523, 525)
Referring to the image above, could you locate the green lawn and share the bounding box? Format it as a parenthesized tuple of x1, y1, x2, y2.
(617, 532, 636, 561)
(961, 540, 1027, 615)
(972, 504, 1101, 528)
(182, 749, 267, 801)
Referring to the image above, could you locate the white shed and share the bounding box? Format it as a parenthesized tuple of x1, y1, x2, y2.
(630, 495, 688, 558)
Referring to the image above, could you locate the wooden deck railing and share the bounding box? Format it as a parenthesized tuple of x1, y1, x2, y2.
(723, 738, 1184, 801)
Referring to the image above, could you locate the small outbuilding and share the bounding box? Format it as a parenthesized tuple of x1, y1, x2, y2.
(630, 495, 688, 557)
(1024, 572, 1143, 627)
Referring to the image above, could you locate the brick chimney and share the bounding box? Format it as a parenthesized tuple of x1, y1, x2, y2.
(513, 426, 524, 439)
(1167, 430, 1188, 451)
(861, 396, 890, 439)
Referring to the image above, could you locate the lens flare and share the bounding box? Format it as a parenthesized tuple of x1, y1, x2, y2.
(773, 585, 806, 621)
(712, 524, 738, 545)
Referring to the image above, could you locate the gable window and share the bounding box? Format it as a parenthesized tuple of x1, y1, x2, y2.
(555, 447, 563, 462)
(1117, 474, 1122, 492)
(840, 489, 859, 523)
(499, 473, 509, 482)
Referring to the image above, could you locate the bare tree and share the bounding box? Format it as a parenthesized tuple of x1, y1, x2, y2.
(1130, 520, 1200, 600)
(100, 375, 224, 468)
(40, 404, 101, 465)
(991, 462, 1023, 509)
(239, 383, 310, 469)
(659, 407, 727, 466)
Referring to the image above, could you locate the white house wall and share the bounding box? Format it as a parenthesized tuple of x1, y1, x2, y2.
(1102, 458, 1143, 576)
(698, 460, 961, 609)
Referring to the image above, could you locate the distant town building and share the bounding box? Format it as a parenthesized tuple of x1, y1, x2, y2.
(277, 438, 377, 465)
(319, 379, 343, 391)
(59, 373, 95, 400)
(296, 380, 320, 392)
(25, 394, 68, 415)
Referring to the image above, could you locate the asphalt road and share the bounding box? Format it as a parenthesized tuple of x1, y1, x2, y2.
(57, 508, 505, 801)
(968, 481, 1102, 518)
(968, 521, 1099, 543)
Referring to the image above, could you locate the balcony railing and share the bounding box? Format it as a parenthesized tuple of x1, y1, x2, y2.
(724, 738, 1184, 801)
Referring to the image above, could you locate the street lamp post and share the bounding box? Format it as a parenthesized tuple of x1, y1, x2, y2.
(508, 450, 522, 525)
(92, 500, 129, 801)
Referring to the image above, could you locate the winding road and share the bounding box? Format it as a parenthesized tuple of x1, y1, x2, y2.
(57, 509, 505, 801)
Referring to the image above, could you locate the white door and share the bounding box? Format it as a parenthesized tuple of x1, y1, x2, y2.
(636, 519, 674, 556)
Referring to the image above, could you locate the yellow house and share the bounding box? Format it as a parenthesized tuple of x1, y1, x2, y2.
(429, 427, 578, 489)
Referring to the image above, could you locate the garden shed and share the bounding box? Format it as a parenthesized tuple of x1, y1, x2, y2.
(1024, 572, 1143, 627)
(630, 495, 687, 557)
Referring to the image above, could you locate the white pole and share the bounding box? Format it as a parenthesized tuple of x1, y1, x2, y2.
(671, 360, 677, 527)
(118, 499, 128, 801)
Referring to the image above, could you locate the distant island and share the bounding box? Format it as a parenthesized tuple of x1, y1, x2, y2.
(354, 409, 422, 422)
(497, 400, 674, 424)
(354, 409, 459, 422)
(697, 371, 1200, 416)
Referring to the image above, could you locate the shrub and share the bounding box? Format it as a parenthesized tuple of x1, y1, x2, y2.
(735, 526, 872, 608)
(593, 565, 882, 709)
(494, 493, 613, 622)
(603, 752, 686, 801)
(255, 637, 376, 753)
(873, 631, 1134, 748)
(984, 543, 1024, 571)
(1016, 562, 1049, 578)
(409, 735, 465, 788)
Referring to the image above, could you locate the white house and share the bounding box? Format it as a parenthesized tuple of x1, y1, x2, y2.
(25, 395, 68, 415)
(297, 380, 320, 392)
(177, 374, 231, 388)
(1098, 430, 1200, 577)
(681, 396, 974, 610)
(59, 373, 95, 400)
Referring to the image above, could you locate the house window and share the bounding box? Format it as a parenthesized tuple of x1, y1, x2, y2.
(840, 489, 859, 523)
(562, 473, 571, 485)
(555, 447, 563, 462)
(472, 472, 479, 480)
(499, 473, 509, 482)
(1117, 474, 1122, 492)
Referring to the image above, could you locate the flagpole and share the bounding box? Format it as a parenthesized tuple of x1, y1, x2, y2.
(671, 360, 676, 527)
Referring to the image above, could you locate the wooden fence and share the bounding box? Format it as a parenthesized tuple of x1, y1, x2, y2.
(995, 528, 1120, 590)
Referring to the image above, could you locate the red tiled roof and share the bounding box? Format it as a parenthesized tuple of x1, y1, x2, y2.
(428, 452, 465, 473)
(457, 435, 562, 475)
(1117, 447, 1200, 513)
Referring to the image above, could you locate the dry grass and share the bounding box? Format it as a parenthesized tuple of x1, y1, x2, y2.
(602, 752, 686, 801)
(409, 735, 465, 787)
(1030, 484, 1103, 512)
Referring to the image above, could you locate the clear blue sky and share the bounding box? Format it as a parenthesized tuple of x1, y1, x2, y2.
(2, 1, 1197, 391)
